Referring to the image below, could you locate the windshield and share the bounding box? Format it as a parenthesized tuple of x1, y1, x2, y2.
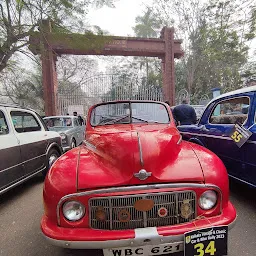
(44, 117, 73, 128)
(90, 102, 170, 126)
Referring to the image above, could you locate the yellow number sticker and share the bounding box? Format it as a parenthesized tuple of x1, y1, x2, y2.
(194, 243, 205, 256)
(194, 241, 216, 256)
(205, 241, 217, 255)
(231, 131, 243, 142)
(234, 134, 242, 142)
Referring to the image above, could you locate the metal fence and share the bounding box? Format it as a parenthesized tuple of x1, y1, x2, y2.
(57, 74, 163, 116)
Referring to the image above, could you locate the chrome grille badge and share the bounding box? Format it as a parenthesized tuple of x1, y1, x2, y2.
(134, 169, 152, 181)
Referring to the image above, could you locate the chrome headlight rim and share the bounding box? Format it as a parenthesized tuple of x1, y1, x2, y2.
(199, 190, 218, 210)
(60, 133, 66, 140)
(62, 200, 85, 222)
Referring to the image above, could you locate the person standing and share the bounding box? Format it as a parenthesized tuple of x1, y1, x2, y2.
(172, 99, 197, 125)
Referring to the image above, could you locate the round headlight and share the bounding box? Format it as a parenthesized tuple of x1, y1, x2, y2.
(199, 190, 217, 210)
(60, 133, 66, 140)
(62, 201, 85, 221)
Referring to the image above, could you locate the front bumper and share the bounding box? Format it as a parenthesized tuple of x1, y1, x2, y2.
(41, 202, 236, 249)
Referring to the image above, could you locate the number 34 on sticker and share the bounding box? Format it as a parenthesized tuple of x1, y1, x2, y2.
(194, 241, 216, 256)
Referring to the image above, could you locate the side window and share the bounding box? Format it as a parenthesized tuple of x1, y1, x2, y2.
(0, 111, 9, 135)
(209, 97, 250, 125)
(11, 111, 41, 133)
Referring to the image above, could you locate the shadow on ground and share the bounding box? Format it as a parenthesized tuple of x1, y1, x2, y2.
(0, 175, 44, 205)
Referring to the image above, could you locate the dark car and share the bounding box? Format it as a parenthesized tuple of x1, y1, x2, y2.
(0, 104, 62, 194)
(178, 86, 256, 187)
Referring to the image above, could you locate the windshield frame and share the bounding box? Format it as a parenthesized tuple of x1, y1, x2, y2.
(43, 117, 74, 128)
(90, 101, 170, 127)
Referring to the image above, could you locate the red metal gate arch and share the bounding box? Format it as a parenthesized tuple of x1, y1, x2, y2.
(29, 20, 183, 116)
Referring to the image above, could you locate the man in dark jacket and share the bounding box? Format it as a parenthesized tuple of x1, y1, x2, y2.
(172, 99, 197, 125)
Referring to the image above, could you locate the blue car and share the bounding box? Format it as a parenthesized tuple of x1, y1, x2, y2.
(178, 86, 256, 187)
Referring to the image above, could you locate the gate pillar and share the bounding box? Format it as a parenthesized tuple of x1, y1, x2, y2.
(29, 20, 183, 115)
(41, 20, 58, 116)
(161, 27, 175, 106)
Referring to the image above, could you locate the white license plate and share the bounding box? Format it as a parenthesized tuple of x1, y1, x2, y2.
(103, 242, 183, 256)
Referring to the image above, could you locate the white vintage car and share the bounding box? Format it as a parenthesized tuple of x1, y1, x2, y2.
(0, 103, 62, 194)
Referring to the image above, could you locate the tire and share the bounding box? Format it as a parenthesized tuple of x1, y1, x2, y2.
(42, 148, 60, 177)
(71, 138, 76, 149)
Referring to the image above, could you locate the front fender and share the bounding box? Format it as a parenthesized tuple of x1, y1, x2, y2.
(43, 147, 80, 223)
(46, 141, 63, 156)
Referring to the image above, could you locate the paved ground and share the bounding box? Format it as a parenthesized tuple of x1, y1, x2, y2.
(0, 177, 255, 256)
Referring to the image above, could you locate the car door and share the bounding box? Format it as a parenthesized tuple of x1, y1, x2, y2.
(9, 108, 48, 176)
(198, 94, 252, 179)
(241, 93, 256, 186)
(0, 107, 24, 192)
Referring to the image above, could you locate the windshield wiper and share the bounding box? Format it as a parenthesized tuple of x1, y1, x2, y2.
(98, 114, 130, 125)
(132, 117, 159, 123)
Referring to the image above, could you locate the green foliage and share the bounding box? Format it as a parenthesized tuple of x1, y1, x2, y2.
(133, 8, 162, 38)
(0, 0, 115, 72)
(153, 0, 255, 104)
(29, 29, 113, 56)
(132, 8, 162, 91)
(0, 66, 44, 113)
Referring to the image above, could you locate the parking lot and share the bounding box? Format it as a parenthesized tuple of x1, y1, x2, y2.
(0, 177, 255, 256)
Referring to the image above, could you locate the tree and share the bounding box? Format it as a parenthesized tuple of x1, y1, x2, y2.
(0, 66, 44, 112)
(133, 7, 162, 38)
(153, 0, 256, 103)
(0, 54, 99, 114)
(0, 0, 116, 72)
(133, 8, 162, 81)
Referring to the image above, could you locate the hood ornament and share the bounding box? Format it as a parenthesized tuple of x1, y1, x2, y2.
(134, 169, 152, 181)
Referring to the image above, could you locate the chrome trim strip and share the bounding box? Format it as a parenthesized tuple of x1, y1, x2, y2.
(0, 153, 46, 173)
(181, 131, 233, 141)
(181, 131, 256, 144)
(46, 142, 62, 155)
(56, 183, 221, 225)
(44, 233, 184, 249)
(0, 167, 45, 195)
(228, 174, 256, 187)
(84, 140, 97, 150)
(43, 217, 236, 249)
(137, 132, 144, 167)
(177, 135, 182, 145)
(0, 162, 23, 173)
(246, 140, 256, 144)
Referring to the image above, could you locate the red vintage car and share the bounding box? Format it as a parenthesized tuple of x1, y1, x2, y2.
(42, 101, 236, 256)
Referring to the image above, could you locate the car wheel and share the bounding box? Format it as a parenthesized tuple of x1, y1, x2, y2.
(42, 148, 60, 177)
(71, 139, 76, 149)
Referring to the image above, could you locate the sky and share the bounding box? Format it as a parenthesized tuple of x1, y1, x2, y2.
(87, 0, 152, 37)
(87, 0, 256, 62)
(87, 0, 154, 71)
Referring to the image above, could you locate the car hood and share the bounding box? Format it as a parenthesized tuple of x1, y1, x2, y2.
(48, 127, 73, 133)
(77, 124, 204, 190)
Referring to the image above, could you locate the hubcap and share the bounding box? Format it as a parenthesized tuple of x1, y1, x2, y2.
(49, 154, 58, 167)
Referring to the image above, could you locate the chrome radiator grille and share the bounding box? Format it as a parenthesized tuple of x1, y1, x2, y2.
(89, 191, 196, 230)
